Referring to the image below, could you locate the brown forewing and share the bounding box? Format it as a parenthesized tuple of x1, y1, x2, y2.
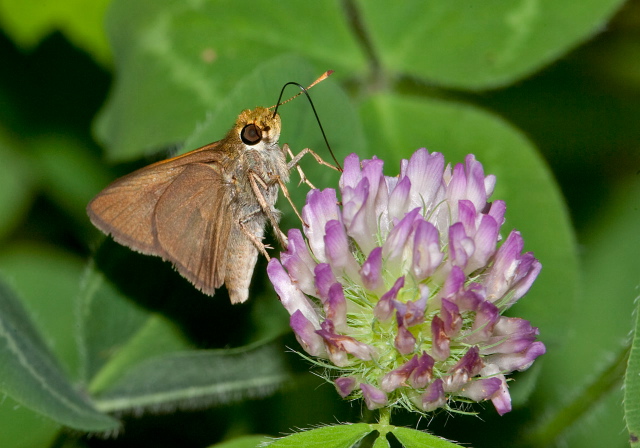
(87, 143, 237, 296)
(153, 162, 233, 296)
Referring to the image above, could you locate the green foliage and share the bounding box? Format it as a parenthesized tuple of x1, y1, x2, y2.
(628, 303, 640, 446)
(0, 130, 34, 241)
(0, 0, 637, 446)
(94, 0, 366, 161)
(262, 424, 464, 448)
(390, 426, 463, 448)
(356, 0, 626, 88)
(0, 278, 119, 431)
(266, 424, 372, 447)
(0, 0, 111, 65)
(208, 435, 270, 448)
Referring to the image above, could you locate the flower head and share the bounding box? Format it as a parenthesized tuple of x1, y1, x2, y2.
(268, 149, 545, 416)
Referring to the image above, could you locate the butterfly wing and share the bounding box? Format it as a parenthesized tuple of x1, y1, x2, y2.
(152, 162, 234, 297)
(87, 143, 241, 297)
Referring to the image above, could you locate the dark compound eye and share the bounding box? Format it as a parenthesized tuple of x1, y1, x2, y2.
(241, 123, 262, 145)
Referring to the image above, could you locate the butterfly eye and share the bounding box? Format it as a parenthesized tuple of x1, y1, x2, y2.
(241, 124, 262, 145)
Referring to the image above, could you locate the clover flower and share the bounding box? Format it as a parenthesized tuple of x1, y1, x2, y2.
(267, 149, 545, 416)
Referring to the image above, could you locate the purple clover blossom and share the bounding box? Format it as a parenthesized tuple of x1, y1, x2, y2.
(267, 149, 545, 416)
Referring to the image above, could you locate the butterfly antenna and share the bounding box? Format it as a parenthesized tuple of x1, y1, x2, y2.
(271, 71, 342, 171)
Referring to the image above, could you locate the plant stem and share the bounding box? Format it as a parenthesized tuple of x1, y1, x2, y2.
(378, 407, 391, 426)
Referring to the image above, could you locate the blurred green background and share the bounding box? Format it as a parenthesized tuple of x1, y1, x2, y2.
(0, 0, 638, 447)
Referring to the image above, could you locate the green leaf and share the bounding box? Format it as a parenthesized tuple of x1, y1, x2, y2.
(628, 302, 640, 447)
(527, 343, 627, 447)
(31, 135, 113, 230)
(0, 0, 111, 65)
(0, 395, 60, 448)
(0, 243, 86, 381)
(208, 435, 270, 448)
(87, 314, 197, 395)
(507, 361, 542, 407)
(357, 0, 627, 89)
(359, 93, 577, 350)
(94, 342, 291, 413)
(372, 433, 391, 448)
(266, 423, 373, 448)
(391, 426, 463, 447)
(79, 243, 290, 414)
(558, 174, 640, 447)
(529, 174, 640, 446)
(0, 130, 34, 242)
(0, 279, 118, 432)
(95, 0, 366, 160)
(78, 254, 193, 385)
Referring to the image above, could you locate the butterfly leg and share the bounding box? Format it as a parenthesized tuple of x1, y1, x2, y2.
(273, 175, 308, 228)
(251, 167, 308, 230)
(284, 144, 341, 190)
(248, 171, 289, 249)
(238, 216, 271, 260)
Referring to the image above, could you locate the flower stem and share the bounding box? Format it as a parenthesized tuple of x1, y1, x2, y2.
(378, 407, 391, 426)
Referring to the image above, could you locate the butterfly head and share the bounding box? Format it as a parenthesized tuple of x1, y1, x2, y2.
(235, 107, 282, 148)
